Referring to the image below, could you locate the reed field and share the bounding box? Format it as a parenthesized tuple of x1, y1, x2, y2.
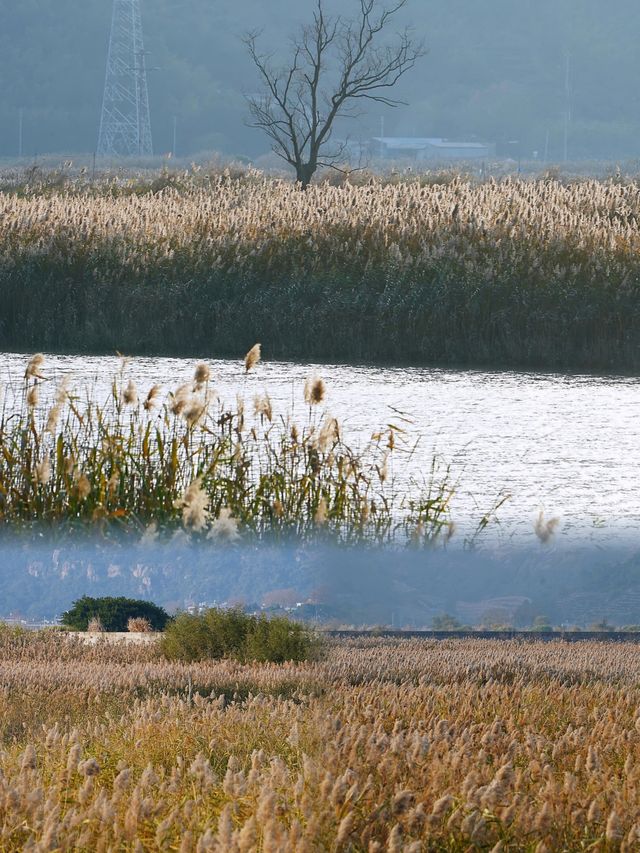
(0, 353, 453, 541)
(1, 630, 640, 850)
(2, 170, 640, 368)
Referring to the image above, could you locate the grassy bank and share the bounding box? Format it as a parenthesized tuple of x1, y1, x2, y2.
(1, 630, 640, 849)
(2, 172, 640, 369)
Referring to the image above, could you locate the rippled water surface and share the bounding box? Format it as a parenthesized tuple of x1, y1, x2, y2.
(3, 352, 639, 542)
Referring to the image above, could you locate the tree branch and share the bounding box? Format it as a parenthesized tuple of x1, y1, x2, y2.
(244, 0, 424, 187)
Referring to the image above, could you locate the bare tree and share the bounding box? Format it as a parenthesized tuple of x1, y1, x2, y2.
(244, 0, 424, 188)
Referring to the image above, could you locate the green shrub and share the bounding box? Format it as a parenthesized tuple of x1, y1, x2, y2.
(160, 608, 253, 661)
(244, 615, 315, 663)
(161, 607, 316, 663)
(61, 596, 169, 632)
(159, 612, 212, 661)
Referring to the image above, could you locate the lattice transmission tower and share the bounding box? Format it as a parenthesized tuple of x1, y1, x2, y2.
(97, 0, 153, 157)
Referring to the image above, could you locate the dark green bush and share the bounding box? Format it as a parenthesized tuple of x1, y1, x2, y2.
(160, 608, 253, 661)
(161, 607, 316, 663)
(243, 614, 316, 663)
(61, 596, 170, 632)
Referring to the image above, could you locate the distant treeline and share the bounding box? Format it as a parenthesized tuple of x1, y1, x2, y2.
(2, 172, 640, 370)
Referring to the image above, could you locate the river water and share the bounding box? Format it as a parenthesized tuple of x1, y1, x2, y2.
(2, 351, 639, 543)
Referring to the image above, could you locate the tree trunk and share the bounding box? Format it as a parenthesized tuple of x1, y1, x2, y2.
(296, 162, 316, 189)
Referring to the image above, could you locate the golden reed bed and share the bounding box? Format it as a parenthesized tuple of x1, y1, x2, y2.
(1, 632, 639, 850)
(2, 172, 640, 367)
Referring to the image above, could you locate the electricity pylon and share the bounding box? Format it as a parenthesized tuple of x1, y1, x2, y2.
(97, 0, 153, 157)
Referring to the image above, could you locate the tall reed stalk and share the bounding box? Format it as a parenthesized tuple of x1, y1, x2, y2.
(0, 354, 453, 543)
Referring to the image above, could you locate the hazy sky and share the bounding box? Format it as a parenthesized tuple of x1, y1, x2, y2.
(0, 0, 638, 160)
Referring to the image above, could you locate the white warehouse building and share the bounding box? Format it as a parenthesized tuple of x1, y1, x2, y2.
(372, 137, 495, 161)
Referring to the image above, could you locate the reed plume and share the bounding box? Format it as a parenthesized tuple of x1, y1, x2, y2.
(208, 506, 240, 542)
(24, 353, 45, 380)
(143, 385, 162, 411)
(535, 511, 560, 544)
(74, 473, 91, 501)
(253, 392, 273, 422)
(194, 363, 211, 388)
(34, 457, 51, 485)
(176, 478, 210, 532)
(244, 343, 261, 373)
(26, 384, 39, 408)
(123, 380, 138, 406)
(169, 383, 191, 416)
(304, 375, 326, 405)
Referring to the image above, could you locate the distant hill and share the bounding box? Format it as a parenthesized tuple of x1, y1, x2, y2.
(3, 538, 640, 629)
(1, 0, 639, 161)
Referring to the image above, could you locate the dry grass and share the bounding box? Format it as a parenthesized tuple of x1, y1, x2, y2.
(127, 617, 153, 633)
(1, 629, 640, 850)
(2, 172, 640, 367)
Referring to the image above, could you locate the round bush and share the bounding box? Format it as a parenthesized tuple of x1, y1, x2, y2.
(61, 596, 169, 632)
(161, 607, 316, 663)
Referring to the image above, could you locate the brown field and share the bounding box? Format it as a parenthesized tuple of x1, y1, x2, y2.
(1, 632, 639, 850)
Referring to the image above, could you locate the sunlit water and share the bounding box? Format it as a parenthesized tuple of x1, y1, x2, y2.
(2, 351, 640, 543)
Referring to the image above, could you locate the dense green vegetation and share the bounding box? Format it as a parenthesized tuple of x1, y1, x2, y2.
(60, 596, 170, 631)
(1, 0, 640, 160)
(161, 607, 316, 662)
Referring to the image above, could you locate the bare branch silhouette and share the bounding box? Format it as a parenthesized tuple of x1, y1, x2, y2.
(245, 0, 424, 188)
